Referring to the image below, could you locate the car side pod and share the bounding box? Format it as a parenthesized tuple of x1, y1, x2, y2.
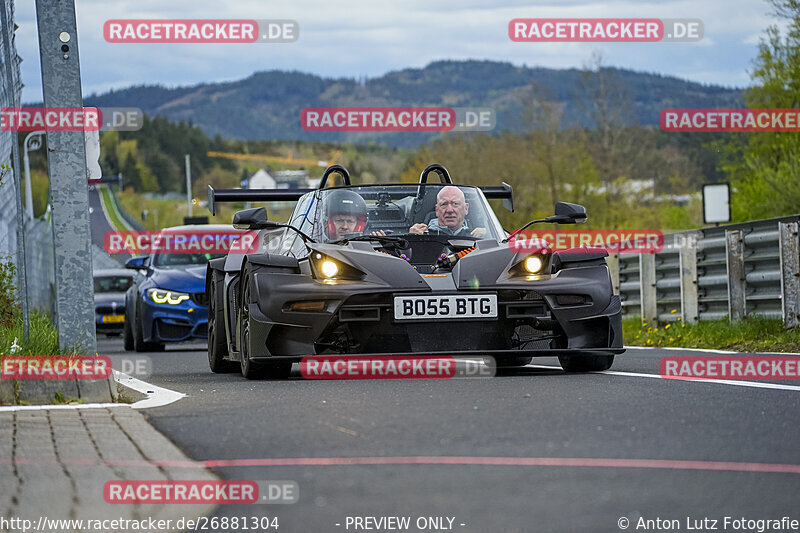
(559, 295, 624, 351)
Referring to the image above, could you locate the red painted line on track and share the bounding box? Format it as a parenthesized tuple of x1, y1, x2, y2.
(4, 456, 800, 475)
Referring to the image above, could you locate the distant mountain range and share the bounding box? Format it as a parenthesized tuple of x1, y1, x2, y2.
(85, 60, 744, 148)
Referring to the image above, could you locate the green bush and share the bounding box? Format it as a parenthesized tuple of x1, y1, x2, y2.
(0, 258, 19, 329)
(0, 162, 9, 186)
(0, 257, 64, 356)
(623, 315, 800, 353)
(0, 311, 63, 356)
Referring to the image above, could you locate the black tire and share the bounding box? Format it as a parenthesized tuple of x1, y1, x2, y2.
(133, 301, 165, 353)
(558, 354, 615, 373)
(208, 270, 237, 373)
(239, 267, 291, 380)
(106, 332, 122, 338)
(123, 307, 134, 351)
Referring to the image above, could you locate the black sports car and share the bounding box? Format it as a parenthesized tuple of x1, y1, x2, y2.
(206, 164, 624, 379)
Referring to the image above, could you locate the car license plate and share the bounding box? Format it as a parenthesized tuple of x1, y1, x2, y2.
(102, 315, 125, 323)
(394, 294, 497, 320)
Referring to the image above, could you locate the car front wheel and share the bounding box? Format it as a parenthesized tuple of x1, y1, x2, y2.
(238, 267, 291, 380)
(123, 307, 134, 351)
(208, 270, 237, 373)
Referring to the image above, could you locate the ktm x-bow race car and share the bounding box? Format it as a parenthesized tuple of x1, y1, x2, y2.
(206, 164, 624, 379)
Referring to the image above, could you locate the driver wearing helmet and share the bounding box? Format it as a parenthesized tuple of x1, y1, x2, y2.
(325, 189, 368, 240)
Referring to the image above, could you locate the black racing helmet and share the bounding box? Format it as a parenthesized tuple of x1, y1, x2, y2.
(324, 189, 368, 237)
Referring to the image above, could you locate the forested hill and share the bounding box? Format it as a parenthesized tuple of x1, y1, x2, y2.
(85, 60, 743, 147)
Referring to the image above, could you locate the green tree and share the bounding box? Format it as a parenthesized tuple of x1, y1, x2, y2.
(725, 0, 800, 220)
(121, 153, 141, 191)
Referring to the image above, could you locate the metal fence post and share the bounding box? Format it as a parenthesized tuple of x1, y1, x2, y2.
(639, 252, 657, 324)
(679, 231, 699, 323)
(607, 252, 620, 295)
(35, 0, 97, 353)
(0, 1, 29, 339)
(725, 229, 746, 321)
(779, 221, 800, 328)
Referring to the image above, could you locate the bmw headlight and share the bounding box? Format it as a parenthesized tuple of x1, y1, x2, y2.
(147, 288, 190, 305)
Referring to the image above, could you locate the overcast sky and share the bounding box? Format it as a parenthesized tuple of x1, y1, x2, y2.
(15, 0, 781, 103)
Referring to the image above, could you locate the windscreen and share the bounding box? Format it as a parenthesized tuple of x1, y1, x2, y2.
(93, 276, 134, 293)
(318, 184, 497, 243)
(152, 252, 226, 267)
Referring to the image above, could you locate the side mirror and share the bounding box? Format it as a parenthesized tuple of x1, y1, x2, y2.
(233, 207, 269, 229)
(125, 256, 149, 270)
(545, 202, 587, 224)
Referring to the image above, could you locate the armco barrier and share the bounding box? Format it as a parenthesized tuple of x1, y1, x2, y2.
(108, 185, 145, 231)
(613, 215, 800, 328)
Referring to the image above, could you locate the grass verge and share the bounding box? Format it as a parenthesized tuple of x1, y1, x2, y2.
(623, 315, 800, 353)
(1, 258, 123, 406)
(98, 185, 130, 231)
(0, 311, 71, 356)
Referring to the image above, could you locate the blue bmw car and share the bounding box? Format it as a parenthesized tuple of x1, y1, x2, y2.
(123, 225, 230, 352)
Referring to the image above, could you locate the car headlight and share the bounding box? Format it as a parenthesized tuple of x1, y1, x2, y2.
(523, 255, 544, 274)
(147, 288, 190, 305)
(310, 252, 363, 281)
(509, 253, 550, 277)
(320, 260, 339, 278)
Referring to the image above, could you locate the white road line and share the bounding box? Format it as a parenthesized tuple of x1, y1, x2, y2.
(0, 403, 127, 412)
(0, 371, 186, 412)
(530, 365, 800, 392)
(114, 370, 186, 409)
(624, 346, 738, 354)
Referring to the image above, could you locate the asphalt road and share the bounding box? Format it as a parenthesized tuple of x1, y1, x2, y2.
(99, 337, 800, 533)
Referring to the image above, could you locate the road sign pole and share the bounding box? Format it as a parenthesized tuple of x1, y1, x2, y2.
(35, 0, 97, 353)
(185, 154, 192, 217)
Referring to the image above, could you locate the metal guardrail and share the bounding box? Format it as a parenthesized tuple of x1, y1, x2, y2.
(611, 215, 800, 328)
(107, 186, 145, 231)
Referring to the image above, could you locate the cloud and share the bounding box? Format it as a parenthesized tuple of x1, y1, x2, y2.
(15, 0, 772, 103)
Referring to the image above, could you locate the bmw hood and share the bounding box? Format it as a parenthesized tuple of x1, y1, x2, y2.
(149, 265, 207, 294)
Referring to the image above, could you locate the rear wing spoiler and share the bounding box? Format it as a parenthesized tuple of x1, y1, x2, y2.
(208, 165, 352, 215)
(209, 180, 514, 215)
(208, 186, 314, 216)
(480, 182, 514, 212)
